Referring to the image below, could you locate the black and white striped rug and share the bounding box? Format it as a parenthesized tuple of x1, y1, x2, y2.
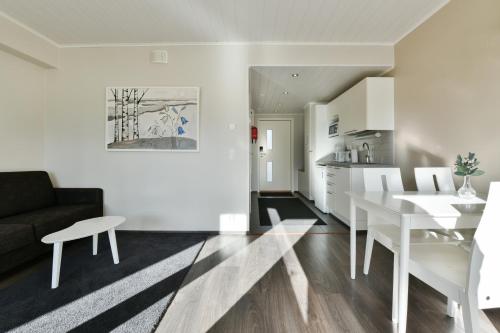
(0, 232, 206, 333)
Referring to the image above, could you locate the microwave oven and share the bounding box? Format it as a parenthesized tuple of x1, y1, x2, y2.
(328, 115, 339, 137)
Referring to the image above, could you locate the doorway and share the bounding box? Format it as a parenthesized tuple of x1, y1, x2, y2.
(257, 119, 292, 192)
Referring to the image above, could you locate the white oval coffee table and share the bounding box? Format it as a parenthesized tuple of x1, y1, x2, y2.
(41, 216, 126, 288)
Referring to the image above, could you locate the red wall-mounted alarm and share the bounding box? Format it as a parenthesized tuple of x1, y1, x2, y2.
(251, 126, 258, 143)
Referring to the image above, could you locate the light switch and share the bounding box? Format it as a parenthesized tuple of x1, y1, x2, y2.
(228, 123, 236, 130)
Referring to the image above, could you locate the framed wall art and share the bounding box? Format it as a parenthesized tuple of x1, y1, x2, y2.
(105, 86, 199, 151)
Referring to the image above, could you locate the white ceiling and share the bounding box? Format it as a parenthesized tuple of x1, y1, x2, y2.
(0, 0, 448, 45)
(250, 66, 391, 114)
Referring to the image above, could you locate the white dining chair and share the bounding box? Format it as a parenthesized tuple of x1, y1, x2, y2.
(415, 167, 456, 192)
(363, 168, 405, 192)
(415, 166, 464, 314)
(409, 182, 500, 333)
(415, 167, 474, 244)
(362, 168, 456, 322)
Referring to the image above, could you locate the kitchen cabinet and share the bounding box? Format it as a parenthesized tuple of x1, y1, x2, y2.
(313, 104, 329, 158)
(336, 77, 394, 135)
(299, 103, 328, 200)
(334, 167, 351, 219)
(326, 168, 336, 211)
(313, 166, 328, 213)
(326, 166, 367, 229)
(299, 104, 314, 199)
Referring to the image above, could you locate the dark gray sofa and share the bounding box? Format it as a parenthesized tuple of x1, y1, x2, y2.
(0, 171, 103, 274)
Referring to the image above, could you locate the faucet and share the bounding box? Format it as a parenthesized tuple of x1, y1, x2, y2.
(362, 142, 372, 164)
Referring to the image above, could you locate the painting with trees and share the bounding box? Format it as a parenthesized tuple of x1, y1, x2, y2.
(106, 87, 199, 151)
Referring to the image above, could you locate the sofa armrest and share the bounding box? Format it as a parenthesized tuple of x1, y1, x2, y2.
(54, 188, 103, 213)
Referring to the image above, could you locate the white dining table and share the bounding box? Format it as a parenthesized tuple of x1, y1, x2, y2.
(346, 191, 485, 333)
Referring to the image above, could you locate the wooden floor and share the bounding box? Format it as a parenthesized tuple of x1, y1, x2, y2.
(3, 193, 499, 332)
(157, 193, 500, 333)
(157, 232, 500, 333)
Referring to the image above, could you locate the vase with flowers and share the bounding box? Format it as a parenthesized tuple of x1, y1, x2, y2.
(454, 152, 484, 199)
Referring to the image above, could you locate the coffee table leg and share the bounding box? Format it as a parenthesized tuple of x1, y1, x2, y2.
(92, 234, 98, 255)
(108, 228, 119, 264)
(52, 241, 63, 289)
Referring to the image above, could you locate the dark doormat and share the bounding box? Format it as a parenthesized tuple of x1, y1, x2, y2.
(259, 191, 294, 197)
(0, 231, 206, 333)
(258, 197, 327, 226)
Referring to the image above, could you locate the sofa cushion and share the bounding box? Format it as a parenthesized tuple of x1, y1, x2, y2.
(0, 224, 35, 255)
(0, 204, 101, 240)
(0, 172, 56, 218)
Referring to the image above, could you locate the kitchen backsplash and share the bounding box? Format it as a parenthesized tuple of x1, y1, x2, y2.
(344, 131, 394, 165)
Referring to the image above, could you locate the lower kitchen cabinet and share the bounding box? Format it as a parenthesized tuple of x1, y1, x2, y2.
(326, 166, 367, 230)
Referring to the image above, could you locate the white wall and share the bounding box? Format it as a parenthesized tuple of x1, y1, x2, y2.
(251, 113, 304, 192)
(249, 108, 255, 194)
(45, 46, 250, 232)
(41, 44, 393, 232)
(0, 12, 59, 68)
(391, 0, 500, 192)
(0, 49, 46, 171)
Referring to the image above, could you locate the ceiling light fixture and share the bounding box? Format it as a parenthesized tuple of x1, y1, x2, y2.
(283, 91, 289, 95)
(291, 73, 299, 78)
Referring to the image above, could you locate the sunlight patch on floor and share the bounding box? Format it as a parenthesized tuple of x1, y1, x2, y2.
(269, 207, 311, 323)
(157, 208, 315, 332)
(219, 213, 247, 233)
(280, 234, 310, 322)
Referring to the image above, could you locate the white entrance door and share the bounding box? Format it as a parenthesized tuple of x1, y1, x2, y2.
(258, 120, 292, 192)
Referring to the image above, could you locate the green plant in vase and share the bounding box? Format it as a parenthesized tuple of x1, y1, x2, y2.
(454, 152, 484, 199)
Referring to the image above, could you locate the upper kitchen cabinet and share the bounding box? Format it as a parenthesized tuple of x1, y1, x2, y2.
(336, 77, 394, 135)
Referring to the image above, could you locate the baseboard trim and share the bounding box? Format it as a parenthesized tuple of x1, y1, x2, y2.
(117, 230, 221, 235)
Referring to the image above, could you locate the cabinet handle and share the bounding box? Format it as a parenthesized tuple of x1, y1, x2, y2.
(327, 191, 333, 194)
(334, 167, 341, 170)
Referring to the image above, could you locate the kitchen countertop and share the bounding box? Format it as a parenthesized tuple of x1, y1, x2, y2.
(316, 161, 395, 168)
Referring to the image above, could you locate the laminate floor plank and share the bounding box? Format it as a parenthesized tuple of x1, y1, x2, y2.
(156, 233, 500, 333)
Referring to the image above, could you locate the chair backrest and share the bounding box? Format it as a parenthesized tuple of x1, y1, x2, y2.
(415, 167, 456, 192)
(469, 182, 500, 309)
(363, 168, 404, 192)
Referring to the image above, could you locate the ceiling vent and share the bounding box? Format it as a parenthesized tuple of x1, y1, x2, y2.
(150, 50, 168, 64)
